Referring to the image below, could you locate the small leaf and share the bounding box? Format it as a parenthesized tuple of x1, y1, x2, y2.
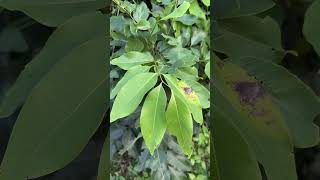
(125, 38, 145, 52)
(111, 51, 154, 70)
(111, 65, 150, 99)
(304, 0, 320, 56)
(176, 14, 199, 26)
(163, 47, 197, 69)
(189, 0, 206, 20)
(191, 29, 206, 46)
(201, 0, 210, 7)
(205, 62, 210, 79)
(136, 19, 151, 30)
(166, 91, 193, 157)
(161, 2, 190, 20)
(110, 73, 158, 122)
(140, 84, 167, 155)
(133, 2, 150, 22)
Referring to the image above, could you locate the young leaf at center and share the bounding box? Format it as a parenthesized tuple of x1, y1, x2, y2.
(140, 84, 167, 155)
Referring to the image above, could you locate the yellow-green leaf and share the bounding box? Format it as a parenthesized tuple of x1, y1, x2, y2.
(164, 74, 203, 124)
(110, 65, 150, 99)
(110, 51, 154, 70)
(177, 81, 203, 124)
(189, 0, 206, 20)
(161, 2, 190, 20)
(166, 91, 193, 157)
(110, 73, 158, 122)
(140, 84, 167, 155)
(201, 0, 210, 7)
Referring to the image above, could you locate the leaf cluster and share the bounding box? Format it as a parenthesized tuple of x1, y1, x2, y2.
(110, 0, 210, 158)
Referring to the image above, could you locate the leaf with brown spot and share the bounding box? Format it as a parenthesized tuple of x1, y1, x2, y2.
(214, 60, 297, 180)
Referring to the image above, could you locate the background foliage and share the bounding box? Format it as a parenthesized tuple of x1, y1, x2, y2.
(213, 0, 320, 179)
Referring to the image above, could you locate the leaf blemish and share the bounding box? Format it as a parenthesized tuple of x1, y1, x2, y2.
(183, 87, 193, 95)
(233, 81, 264, 105)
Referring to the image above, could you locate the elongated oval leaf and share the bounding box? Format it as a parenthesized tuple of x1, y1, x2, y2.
(166, 91, 193, 157)
(140, 84, 167, 155)
(0, 12, 106, 118)
(0, 34, 107, 179)
(0, 0, 108, 27)
(161, 2, 190, 20)
(110, 72, 158, 122)
(214, 60, 297, 180)
(110, 65, 151, 99)
(110, 51, 154, 70)
(304, 0, 320, 56)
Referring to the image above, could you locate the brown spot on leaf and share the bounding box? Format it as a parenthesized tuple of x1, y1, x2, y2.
(234, 81, 264, 105)
(183, 87, 193, 95)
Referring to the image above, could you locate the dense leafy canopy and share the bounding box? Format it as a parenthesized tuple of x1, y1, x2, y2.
(110, 0, 210, 159)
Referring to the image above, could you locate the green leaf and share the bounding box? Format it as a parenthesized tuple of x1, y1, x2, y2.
(166, 91, 193, 157)
(189, 0, 206, 20)
(111, 65, 150, 99)
(213, 16, 285, 62)
(201, 0, 210, 7)
(205, 62, 210, 79)
(214, 60, 298, 180)
(0, 12, 106, 118)
(163, 47, 197, 69)
(0, 34, 107, 179)
(231, 57, 320, 148)
(161, 1, 190, 20)
(97, 132, 110, 180)
(125, 38, 145, 52)
(214, 0, 275, 19)
(140, 84, 167, 155)
(176, 14, 199, 26)
(304, 0, 320, 56)
(136, 19, 151, 30)
(184, 79, 210, 109)
(177, 81, 203, 124)
(174, 67, 199, 81)
(163, 75, 204, 126)
(191, 29, 206, 46)
(133, 2, 150, 22)
(0, 0, 108, 27)
(111, 51, 154, 70)
(212, 107, 262, 180)
(110, 73, 158, 122)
